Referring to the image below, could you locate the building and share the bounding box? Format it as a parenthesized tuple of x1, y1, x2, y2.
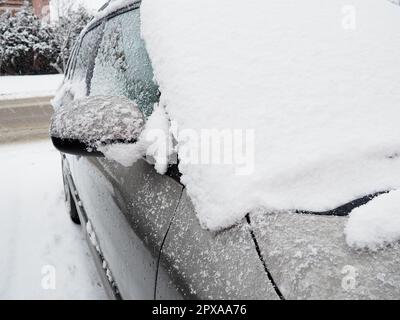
(0, 0, 25, 15)
(0, 0, 50, 19)
(31, 0, 49, 19)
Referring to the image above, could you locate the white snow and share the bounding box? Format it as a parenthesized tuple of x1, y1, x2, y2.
(141, 0, 400, 230)
(345, 190, 400, 250)
(98, 143, 142, 167)
(94, 0, 135, 18)
(52, 78, 87, 109)
(86, 220, 101, 253)
(99, 104, 173, 174)
(0, 74, 63, 100)
(95, 0, 135, 18)
(0, 140, 107, 299)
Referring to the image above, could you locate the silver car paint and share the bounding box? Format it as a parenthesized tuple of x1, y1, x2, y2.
(68, 155, 183, 299)
(156, 190, 279, 300)
(249, 211, 400, 299)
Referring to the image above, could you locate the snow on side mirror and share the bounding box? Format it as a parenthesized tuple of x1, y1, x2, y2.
(50, 96, 145, 157)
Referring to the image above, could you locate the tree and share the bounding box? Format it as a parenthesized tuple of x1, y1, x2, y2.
(52, 4, 92, 73)
(0, 4, 58, 74)
(0, 1, 92, 75)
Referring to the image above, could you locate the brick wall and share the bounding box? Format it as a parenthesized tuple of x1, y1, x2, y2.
(31, 0, 49, 18)
(0, 0, 25, 15)
(0, 0, 50, 19)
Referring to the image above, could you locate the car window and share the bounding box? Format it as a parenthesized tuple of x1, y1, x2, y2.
(90, 9, 159, 117)
(72, 24, 104, 96)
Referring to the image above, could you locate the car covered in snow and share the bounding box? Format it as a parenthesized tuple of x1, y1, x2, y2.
(50, 0, 400, 299)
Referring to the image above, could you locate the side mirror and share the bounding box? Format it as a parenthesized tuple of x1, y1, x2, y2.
(50, 96, 145, 156)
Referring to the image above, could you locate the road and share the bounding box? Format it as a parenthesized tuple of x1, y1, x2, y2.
(0, 139, 107, 299)
(0, 98, 107, 299)
(0, 96, 54, 144)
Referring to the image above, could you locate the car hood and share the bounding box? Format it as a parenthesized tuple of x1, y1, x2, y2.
(249, 211, 400, 300)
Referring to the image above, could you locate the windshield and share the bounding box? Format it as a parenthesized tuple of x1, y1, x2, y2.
(141, 0, 400, 231)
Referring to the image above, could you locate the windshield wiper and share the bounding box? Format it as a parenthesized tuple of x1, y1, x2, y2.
(295, 191, 389, 216)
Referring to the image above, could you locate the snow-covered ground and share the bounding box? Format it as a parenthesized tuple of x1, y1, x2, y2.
(0, 140, 107, 299)
(0, 74, 63, 100)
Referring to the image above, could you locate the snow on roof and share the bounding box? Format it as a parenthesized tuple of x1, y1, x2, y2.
(141, 0, 400, 232)
(95, 0, 138, 19)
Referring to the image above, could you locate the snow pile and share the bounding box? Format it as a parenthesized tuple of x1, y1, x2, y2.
(141, 0, 400, 230)
(345, 190, 400, 250)
(51, 95, 144, 147)
(0, 74, 63, 100)
(99, 104, 173, 174)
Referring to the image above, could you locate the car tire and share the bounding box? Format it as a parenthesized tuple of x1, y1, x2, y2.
(63, 172, 81, 225)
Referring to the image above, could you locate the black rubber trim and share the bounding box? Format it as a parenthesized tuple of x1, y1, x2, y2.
(165, 162, 182, 185)
(105, 1, 141, 22)
(246, 214, 285, 300)
(52, 137, 137, 157)
(295, 191, 388, 217)
(52, 137, 103, 157)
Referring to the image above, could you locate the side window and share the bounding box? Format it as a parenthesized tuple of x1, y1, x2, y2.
(90, 9, 159, 117)
(71, 24, 104, 96)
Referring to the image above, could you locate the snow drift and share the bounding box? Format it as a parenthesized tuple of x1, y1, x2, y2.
(140, 0, 400, 231)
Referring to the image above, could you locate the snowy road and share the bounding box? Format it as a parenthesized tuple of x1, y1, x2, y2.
(0, 97, 54, 143)
(0, 139, 107, 299)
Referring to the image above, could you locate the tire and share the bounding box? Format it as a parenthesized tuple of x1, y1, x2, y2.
(63, 172, 81, 225)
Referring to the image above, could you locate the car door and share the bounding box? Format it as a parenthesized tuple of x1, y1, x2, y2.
(67, 6, 184, 299)
(155, 190, 279, 300)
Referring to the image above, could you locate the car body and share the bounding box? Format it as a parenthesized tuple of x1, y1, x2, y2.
(53, 0, 400, 299)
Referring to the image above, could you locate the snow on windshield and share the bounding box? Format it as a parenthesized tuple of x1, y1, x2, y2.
(141, 0, 400, 233)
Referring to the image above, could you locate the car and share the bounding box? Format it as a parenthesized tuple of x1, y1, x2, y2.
(50, 0, 400, 300)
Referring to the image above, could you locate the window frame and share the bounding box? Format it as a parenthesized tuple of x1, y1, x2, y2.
(70, 23, 105, 96)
